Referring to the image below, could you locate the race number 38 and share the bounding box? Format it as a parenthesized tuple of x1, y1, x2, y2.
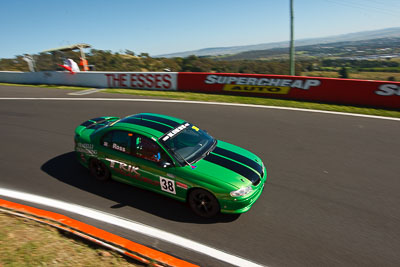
(160, 177, 176, 194)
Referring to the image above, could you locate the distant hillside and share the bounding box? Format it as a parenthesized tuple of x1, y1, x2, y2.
(221, 37, 400, 60)
(157, 27, 400, 58)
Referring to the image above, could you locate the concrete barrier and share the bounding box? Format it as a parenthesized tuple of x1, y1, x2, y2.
(1, 71, 399, 109)
(178, 72, 400, 109)
(0, 71, 178, 91)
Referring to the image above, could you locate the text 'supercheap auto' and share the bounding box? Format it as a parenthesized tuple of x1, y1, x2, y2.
(74, 113, 267, 218)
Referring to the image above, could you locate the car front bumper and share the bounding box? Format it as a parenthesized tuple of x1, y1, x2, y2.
(219, 166, 267, 214)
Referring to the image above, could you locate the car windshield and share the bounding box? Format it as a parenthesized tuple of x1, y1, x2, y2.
(160, 123, 216, 165)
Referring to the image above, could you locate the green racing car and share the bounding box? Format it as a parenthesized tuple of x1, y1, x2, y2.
(74, 113, 267, 217)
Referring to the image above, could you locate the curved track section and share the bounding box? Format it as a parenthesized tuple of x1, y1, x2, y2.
(1, 85, 400, 266)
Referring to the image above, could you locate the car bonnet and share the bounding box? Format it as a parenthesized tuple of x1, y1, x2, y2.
(193, 141, 264, 188)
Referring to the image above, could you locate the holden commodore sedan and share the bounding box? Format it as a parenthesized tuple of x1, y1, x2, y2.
(74, 113, 267, 217)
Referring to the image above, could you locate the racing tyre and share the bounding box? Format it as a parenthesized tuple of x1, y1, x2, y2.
(89, 159, 110, 181)
(188, 189, 220, 218)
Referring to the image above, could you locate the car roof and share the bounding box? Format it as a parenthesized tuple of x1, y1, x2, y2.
(114, 113, 186, 139)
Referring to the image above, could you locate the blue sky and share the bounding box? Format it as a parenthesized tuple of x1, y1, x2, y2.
(0, 0, 399, 58)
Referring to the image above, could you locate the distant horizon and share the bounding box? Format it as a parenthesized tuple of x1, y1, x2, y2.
(1, 0, 399, 58)
(2, 26, 399, 59)
(157, 27, 400, 57)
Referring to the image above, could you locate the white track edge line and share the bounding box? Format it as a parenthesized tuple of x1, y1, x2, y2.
(0, 188, 266, 267)
(0, 97, 398, 121)
(68, 89, 103, 95)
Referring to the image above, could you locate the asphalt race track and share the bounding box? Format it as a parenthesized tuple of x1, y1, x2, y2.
(1, 85, 400, 266)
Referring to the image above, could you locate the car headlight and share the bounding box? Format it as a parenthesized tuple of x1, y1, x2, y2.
(230, 186, 253, 197)
(261, 161, 266, 177)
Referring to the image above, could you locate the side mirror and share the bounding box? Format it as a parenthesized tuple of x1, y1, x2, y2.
(160, 161, 172, 168)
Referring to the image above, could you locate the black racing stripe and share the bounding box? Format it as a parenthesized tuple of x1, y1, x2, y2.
(133, 114, 181, 128)
(120, 118, 173, 134)
(204, 153, 260, 184)
(213, 147, 263, 176)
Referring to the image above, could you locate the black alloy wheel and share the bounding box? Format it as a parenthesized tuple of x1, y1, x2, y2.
(89, 159, 110, 181)
(188, 188, 220, 218)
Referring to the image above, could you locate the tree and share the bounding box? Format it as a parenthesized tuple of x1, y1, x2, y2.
(125, 50, 135, 56)
(339, 67, 349, 78)
(139, 53, 150, 58)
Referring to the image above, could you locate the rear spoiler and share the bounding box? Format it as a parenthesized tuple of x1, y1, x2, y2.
(80, 117, 119, 128)
(75, 116, 119, 136)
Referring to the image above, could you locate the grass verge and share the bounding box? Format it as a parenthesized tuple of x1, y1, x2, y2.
(103, 88, 400, 118)
(2, 82, 400, 118)
(302, 71, 400, 81)
(0, 211, 141, 267)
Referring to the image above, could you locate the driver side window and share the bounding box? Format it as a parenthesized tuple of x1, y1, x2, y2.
(134, 135, 170, 164)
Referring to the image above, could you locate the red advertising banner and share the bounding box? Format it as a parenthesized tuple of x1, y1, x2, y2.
(177, 72, 400, 109)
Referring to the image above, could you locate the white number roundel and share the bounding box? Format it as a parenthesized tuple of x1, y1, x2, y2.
(160, 177, 176, 194)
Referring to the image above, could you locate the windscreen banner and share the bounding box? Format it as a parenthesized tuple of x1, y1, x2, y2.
(177, 72, 400, 109)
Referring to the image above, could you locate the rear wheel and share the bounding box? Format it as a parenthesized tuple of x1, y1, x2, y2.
(89, 159, 110, 181)
(188, 189, 220, 218)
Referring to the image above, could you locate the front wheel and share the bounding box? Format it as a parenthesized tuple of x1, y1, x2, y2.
(89, 159, 110, 181)
(188, 189, 220, 218)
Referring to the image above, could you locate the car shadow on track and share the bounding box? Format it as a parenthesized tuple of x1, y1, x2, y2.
(41, 152, 240, 224)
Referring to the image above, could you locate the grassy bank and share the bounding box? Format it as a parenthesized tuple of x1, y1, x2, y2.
(2, 83, 400, 118)
(302, 71, 400, 81)
(0, 211, 140, 266)
(103, 88, 400, 119)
